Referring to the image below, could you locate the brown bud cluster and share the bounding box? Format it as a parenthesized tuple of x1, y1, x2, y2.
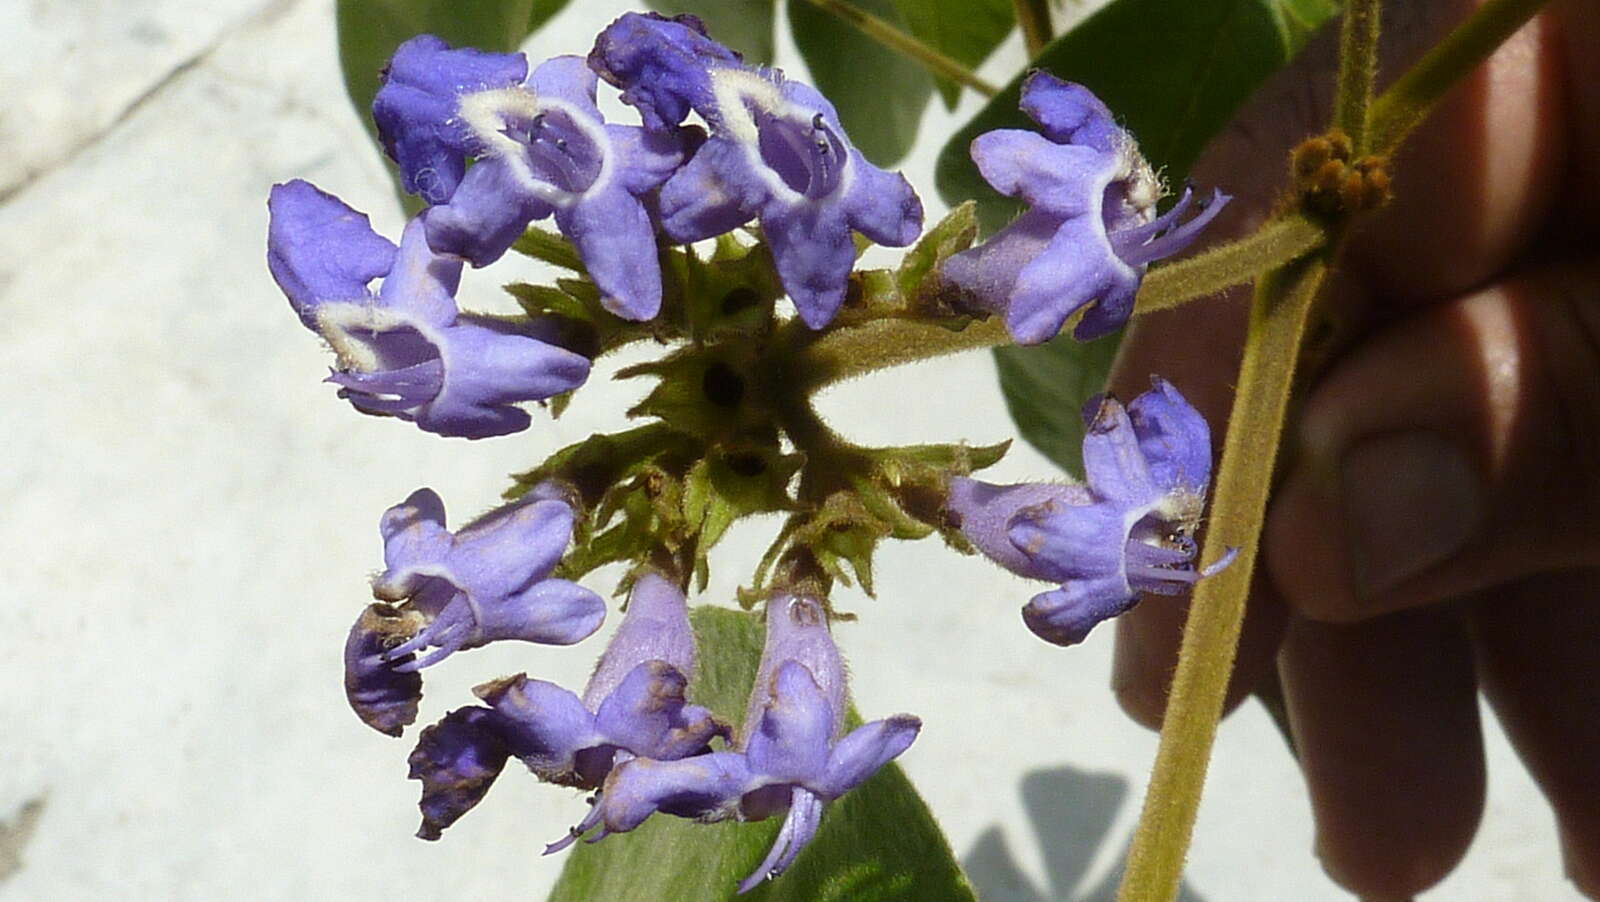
(1291, 129, 1392, 217)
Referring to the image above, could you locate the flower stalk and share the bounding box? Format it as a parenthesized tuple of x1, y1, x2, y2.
(1013, 0, 1053, 57)
(1367, 0, 1551, 155)
(1116, 255, 1329, 902)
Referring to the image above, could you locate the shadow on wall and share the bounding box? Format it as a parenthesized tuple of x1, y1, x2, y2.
(961, 767, 1207, 902)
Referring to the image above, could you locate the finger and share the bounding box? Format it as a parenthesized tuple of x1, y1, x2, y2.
(1266, 259, 1600, 622)
(1279, 607, 1484, 897)
(1469, 568, 1600, 897)
(1110, 569, 1288, 728)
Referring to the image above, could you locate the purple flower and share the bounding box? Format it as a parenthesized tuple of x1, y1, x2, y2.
(589, 13, 924, 329)
(477, 571, 729, 791)
(266, 180, 591, 439)
(400, 571, 728, 840)
(372, 35, 530, 205)
(420, 54, 690, 319)
(587, 12, 743, 132)
(342, 485, 605, 735)
(945, 377, 1234, 645)
(558, 593, 920, 894)
(938, 72, 1229, 344)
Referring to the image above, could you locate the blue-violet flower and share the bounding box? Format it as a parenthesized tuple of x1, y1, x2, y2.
(343, 485, 605, 734)
(375, 36, 689, 319)
(371, 35, 529, 205)
(421, 54, 690, 319)
(266, 180, 591, 439)
(938, 72, 1229, 344)
(945, 377, 1234, 645)
(405, 570, 728, 839)
(478, 569, 730, 789)
(590, 12, 924, 329)
(557, 592, 921, 893)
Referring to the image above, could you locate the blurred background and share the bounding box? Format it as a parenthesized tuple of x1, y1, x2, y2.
(0, 0, 1578, 898)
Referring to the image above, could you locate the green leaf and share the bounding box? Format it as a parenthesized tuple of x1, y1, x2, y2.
(335, 0, 568, 209)
(993, 333, 1120, 478)
(888, 0, 1013, 108)
(646, 0, 777, 62)
(547, 607, 977, 902)
(934, 0, 1338, 475)
(787, 0, 933, 166)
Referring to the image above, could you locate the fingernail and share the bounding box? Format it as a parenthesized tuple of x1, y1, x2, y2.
(1340, 432, 1483, 599)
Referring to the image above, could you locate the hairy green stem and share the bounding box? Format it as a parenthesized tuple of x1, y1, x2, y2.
(1333, 0, 1382, 152)
(1133, 213, 1325, 316)
(800, 0, 1001, 96)
(1116, 257, 1327, 902)
(788, 214, 1322, 389)
(1367, 0, 1550, 155)
(1013, 0, 1053, 56)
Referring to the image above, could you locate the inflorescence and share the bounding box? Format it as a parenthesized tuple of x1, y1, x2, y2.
(268, 11, 1231, 892)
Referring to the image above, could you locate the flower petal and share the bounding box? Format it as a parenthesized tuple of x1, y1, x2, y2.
(1008, 499, 1129, 585)
(418, 315, 591, 439)
(554, 182, 663, 320)
(343, 603, 425, 736)
(812, 715, 920, 800)
(587, 12, 741, 131)
(842, 150, 922, 247)
(592, 660, 692, 754)
(266, 181, 395, 326)
(1018, 71, 1123, 155)
(936, 208, 1061, 318)
(474, 673, 599, 782)
(422, 157, 552, 267)
(1003, 212, 1137, 345)
(447, 496, 575, 599)
(372, 35, 528, 204)
(584, 571, 698, 707)
(657, 137, 760, 242)
(745, 661, 834, 784)
(596, 752, 754, 833)
(477, 577, 606, 646)
(969, 129, 1112, 216)
(1020, 579, 1138, 645)
(744, 595, 845, 737)
(945, 477, 1088, 580)
(1080, 396, 1161, 506)
(408, 706, 512, 839)
(1127, 376, 1212, 494)
(378, 218, 462, 327)
(761, 201, 854, 329)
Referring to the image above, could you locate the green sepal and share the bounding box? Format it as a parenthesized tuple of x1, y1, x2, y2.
(793, 492, 889, 595)
(511, 226, 586, 272)
(896, 201, 979, 302)
(561, 464, 692, 579)
(683, 446, 806, 584)
(620, 346, 778, 444)
(545, 607, 977, 902)
(661, 237, 784, 343)
(506, 423, 699, 509)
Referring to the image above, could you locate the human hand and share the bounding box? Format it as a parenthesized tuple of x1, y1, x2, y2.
(1106, 0, 1600, 896)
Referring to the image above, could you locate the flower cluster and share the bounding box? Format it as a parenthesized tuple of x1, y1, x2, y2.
(271, 10, 1231, 893)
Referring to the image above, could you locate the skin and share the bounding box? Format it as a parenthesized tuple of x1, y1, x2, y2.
(1103, 1, 1600, 896)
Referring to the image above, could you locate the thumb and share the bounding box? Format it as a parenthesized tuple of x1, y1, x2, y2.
(1266, 258, 1600, 622)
